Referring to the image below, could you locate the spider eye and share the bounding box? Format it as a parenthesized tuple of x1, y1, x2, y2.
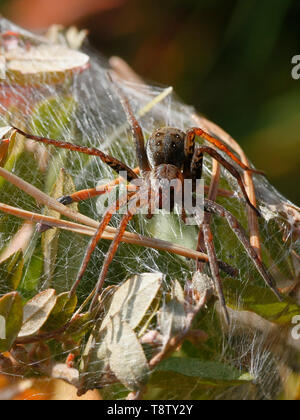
(156, 132, 162, 137)
(172, 142, 176, 148)
(175, 134, 181, 140)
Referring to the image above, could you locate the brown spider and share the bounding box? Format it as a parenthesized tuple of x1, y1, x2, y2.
(13, 81, 282, 322)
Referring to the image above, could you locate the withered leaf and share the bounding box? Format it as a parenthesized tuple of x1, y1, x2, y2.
(4, 44, 89, 84)
(42, 292, 77, 331)
(101, 272, 162, 331)
(158, 280, 187, 341)
(108, 315, 149, 391)
(18, 289, 57, 338)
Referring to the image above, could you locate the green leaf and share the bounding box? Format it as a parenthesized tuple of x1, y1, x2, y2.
(0, 250, 24, 293)
(81, 315, 150, 393)
(18, 289, 57, 338)
(157, 280, 188, 342)
(64, 312, 93, 342)
(0, 126, 12, 167)
(78, 327, 109, 394)
(147, 357, 252, 399)
(156, 357, 249, 382)
(147, 212, 198, 252)
(79, 272, 160, 394)
(0, 130, 24, 190)
(42, 292, 77, 331)
(101, 272, 162, 331)
(0, 292, 23, 351)
(159, 279, 187, 340)
(224, 278, 300, 325)
(108, 316, 150, 391)
(29, 96, 76, 194)
(19, 247, 44, 297)
(42, 169, 77, 287)
(158, 298, 187, 340)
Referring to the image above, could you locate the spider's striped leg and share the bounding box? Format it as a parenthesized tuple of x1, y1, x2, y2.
(59, 167, 139, 205)
(13, 126, 139, 182)
(188, 156, 229, 321)
(185, 146, 205, 268)
(89, 191, 146, 309)
(58, 182, 138, 206)
(39, 170, 140, 232)
(109, 74, 151, 173)
(69, 190, 137, 297)
(202, 216, 230, 324)
(204, 199, 283, 301)
(186, 128, 265, 176)
(192, 146, 261, 217)
(37, 183, 120, 233)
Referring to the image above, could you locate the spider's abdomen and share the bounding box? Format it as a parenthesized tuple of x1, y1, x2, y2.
(146, 127, 185, 168)
(151, 163, 183, 213)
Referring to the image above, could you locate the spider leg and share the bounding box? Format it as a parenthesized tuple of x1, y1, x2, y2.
(204, 199, 283, 301)
(39, 169, 140, 233)
(89, 193, 144, 309)
(186, 128, 265, 176)
(61, 167, 139, 205)
(202, 218, 230, 324)
(192, 146, 261, 217)
(37, 183, 133, 233)
(187, 155, 230, 321)
(13, 126, 139, 182)
(58, 183, 138, 206)
(109, 74, 151, 173)
(196, 160, 221, 270)
(69, 190, 137, 297)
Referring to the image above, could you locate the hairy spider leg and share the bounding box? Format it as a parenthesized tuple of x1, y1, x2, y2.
(58, 167, 140, 205)
(89, 212, 135, 309)
(185, 128, 265, 176)
(69, 190, 137, 297)
(110, 75, 151, 173)
(184, 147, 229, 322)
(192, 146, 261, 217)
(13, 127, 139, 182)
(89, 188, 153, 309)
(204, 199, 283, 301)
(202, 220, 230, 324)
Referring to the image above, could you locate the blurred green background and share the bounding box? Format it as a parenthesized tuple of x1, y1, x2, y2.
(1, 0, 299, 205)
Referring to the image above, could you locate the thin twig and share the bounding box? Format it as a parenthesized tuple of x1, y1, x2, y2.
(0, 201, 237, 275)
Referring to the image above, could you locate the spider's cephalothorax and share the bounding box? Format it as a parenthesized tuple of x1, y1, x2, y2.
(146, 127, 186, 169)
(146, 127, 186, 214)
(13, 79, 282, 322)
